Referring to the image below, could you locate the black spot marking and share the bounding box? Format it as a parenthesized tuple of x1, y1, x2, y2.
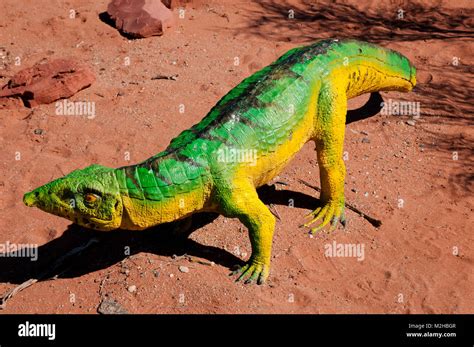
(124, 166, 141, 190)
(199, 131, 228, 144)
(174, 152, 201, 167)
(140, 159, 173, 186)
(155, 171, 172, 186)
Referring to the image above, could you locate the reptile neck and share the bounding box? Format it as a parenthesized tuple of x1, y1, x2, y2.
(114, 152, 212, 230)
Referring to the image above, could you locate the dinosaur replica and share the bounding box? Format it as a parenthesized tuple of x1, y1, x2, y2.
(24, 39, 416, 284)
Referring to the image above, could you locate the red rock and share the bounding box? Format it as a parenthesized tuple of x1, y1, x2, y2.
(0, 59, 95, 108)
(161, 0, 196, 9)
(107, 0, 175, 38)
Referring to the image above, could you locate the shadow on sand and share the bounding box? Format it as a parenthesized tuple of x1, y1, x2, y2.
(0, 185, 322, 285)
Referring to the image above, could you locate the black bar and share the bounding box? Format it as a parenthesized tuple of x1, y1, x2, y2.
(0, 314, 472, 346)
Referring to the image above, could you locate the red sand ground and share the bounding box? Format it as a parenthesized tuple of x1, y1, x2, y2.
(0, 0, 472, 313)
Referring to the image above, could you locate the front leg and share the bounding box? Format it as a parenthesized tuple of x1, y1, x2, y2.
(215, 176, 276, 285)
(304, 84, 347, 233)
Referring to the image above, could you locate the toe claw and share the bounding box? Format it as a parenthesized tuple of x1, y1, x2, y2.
(230, 264, 241, 275)
(232, 262, 268, 285)
(302, 201, 345, 233)
(236, 272, 247, 282)
(305, 207, 321, 218)
(340, 216, 347, 228)
(234, 264, 249, 281)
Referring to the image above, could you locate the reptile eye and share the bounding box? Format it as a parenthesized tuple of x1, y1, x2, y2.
(84, 193, 99, 205)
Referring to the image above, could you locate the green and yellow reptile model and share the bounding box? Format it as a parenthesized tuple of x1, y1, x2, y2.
(24, 39, 416, 284)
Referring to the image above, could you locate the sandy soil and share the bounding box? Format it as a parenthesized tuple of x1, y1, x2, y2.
(0, 0, 472, 314)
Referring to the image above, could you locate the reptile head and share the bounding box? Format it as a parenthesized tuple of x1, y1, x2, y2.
(367, 42, 417, 93)
(379, 47, 417, 92)
(340, 40, 417, 95)
(23, 164, 123, 231)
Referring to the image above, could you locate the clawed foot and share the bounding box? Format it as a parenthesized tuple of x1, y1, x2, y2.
(301, 200, 346, 234)
(230, 261, 269, 285)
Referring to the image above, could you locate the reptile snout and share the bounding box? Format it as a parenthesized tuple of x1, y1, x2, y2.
(23, 191, 38, 207)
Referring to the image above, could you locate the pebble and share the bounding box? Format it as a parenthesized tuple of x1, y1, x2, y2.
(127, 285, 137, 293)
(179, 266, 189, 273)
(361, 137, 370, 143)
(406, 120, 416, 126)
(97, 298, 128, 315)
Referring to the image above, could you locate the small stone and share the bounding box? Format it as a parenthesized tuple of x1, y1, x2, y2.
(97, 298, 128, 314)
(361, 137, 370, 144)
(33, 128, 44, 135)
(153, 269, 160, 277)
(169, 273, 174, 278)
(179, 265, 189, 273)
(127, 285, 137, 293)
(406, 120, 416, 126)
